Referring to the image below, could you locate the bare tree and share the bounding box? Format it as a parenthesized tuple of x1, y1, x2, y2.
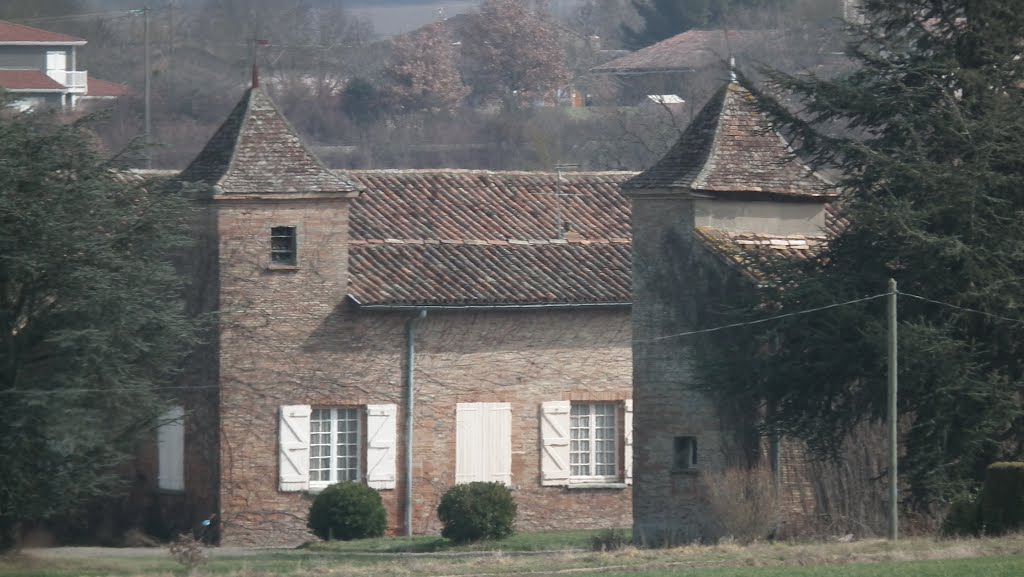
(461, 0, 570, 111)
(381, 22, 468, 113)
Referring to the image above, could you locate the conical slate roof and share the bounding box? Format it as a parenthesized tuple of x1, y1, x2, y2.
(178, 86, 360, 196)
(623, 82, 832, 198)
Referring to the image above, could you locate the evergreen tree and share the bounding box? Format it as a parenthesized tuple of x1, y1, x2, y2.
(702, 0, 1024, 503)
(0, 106, 200, 549)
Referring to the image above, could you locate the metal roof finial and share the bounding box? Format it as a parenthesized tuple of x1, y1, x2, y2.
(730, 55, 737, 83)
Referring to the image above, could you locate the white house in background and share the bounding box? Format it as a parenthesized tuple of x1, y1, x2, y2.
(0, 20, 129, 111)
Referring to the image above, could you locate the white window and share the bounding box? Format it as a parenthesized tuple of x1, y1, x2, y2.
(540, 399, 633, 486)
(46, 51, 67, 85)
(571, 403, 617, 479)
(278, 404, 396, 492)
(455, 402, 512, 485)
(157, 406, 185, 491)
(310, 407, 361, 487)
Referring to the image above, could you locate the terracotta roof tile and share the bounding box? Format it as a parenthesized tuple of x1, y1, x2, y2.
(0, 69, 65, 90)
(695, 227, 825, 280)
(591, 29, 778, 74)
(0, 20, 85, 44)
(624, 83, 834, 199)
(177, 87, 360, 195)
(344, 170, 634, 306)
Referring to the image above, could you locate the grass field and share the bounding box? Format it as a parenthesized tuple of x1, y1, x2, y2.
(2, 532, 1023, 577)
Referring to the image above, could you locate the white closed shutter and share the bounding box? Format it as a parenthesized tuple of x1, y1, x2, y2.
(624, 399, 634, 485)
(366, 404, 397, 489)
(456, 403, 482, 484)
(540, 400, 571, 486)
(279, 405, 311, 492)
(157, 406, 185, 491)
(456, 402, 512, 485)
(487, 403, 512, 485)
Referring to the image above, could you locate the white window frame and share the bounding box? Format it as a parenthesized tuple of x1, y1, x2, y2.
(309, 406, 362, 489)
(569, 402, 619, 482)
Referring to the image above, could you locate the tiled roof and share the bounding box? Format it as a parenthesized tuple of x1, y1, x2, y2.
(695, 227, 824, 280)
(624, 83, 834, 198)
(0, 20, 86, 44)
(177, 86, 360, 195)
(591, 29, 777, 74)
(344, 170, 634, 306)
(86, 78, 130, 97)
(0, 69, 65, 90)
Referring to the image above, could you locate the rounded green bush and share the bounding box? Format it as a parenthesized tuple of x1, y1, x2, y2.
(437, 482, 517, 543)
(307, 482, 387, 541)
(941, 491, 982, 536)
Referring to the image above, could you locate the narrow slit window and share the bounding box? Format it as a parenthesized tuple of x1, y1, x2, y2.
(270, 226, 297, 266)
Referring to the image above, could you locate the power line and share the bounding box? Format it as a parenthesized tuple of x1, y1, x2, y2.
(637, 292, 890, 343)
(898, 291, 1024, 326)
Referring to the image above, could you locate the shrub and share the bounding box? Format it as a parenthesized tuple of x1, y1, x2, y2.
(591, 528, 630, 551)
(942, 490, 983, 536)
(437, 482, 517, 543)
(307, 482, 387, 541)
(981, 462, 1024, 535)
(168, 533, 208, 577)
(704, 466, 779, 543)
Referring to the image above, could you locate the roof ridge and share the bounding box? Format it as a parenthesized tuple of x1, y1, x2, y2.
(218, 87, 254, 190)
(690, 84, 732, 191)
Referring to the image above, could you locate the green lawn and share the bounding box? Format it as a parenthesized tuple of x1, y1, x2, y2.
(3, 533, 1023, 577)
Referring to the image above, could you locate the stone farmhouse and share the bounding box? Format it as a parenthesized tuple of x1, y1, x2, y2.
(140, 67, 833, 545)
(150, 84, 636, 546)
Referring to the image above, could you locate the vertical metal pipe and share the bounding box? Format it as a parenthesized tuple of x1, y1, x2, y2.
(405, 309, 426, 537)
(887, 278, 898, 540)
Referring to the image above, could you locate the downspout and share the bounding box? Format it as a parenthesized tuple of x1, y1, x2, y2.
(405, 309, 426, 537)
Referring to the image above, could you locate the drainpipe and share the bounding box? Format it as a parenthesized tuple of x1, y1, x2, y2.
(405, 309, 426, 537)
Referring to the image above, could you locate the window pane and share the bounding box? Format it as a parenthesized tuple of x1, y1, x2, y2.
(310, 409, 333, 482)
(270, 226, 297, 265)
(570, 403, 619, 479)
(335, 408, 360, 482)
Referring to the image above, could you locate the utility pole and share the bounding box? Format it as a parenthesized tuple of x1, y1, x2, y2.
(888, 278, 899, 540)
(143, 4, 152, 169)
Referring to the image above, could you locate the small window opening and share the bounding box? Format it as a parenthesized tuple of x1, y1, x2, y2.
(674, 436, 697, 470)
(271, 226, 297, 266)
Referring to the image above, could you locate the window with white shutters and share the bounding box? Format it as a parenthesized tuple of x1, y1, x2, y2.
(456, 402, 512, 485)
(541, 399, 633, 486)
(278, 403, 397, 492)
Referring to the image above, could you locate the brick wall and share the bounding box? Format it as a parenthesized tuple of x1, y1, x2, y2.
(206, 194, 633, 546)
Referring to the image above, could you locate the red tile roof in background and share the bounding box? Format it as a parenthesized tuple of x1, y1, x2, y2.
(0, 69, 65, 90)
(87, 78, 130, 97)
(344, 170, 634, 306)
(0, 20, 86, 44)
(591, 29, 777, 74)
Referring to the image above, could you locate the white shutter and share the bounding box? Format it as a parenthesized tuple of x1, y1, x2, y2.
(157, 406, 185, 491)
(366, 404, 397, 489)
(455, 403, 481, 484)
(456, 403, 512, 485)
(487, 403, 512, 485)
(624, 399, 634, 485)
(279, 405, 311, 492)
(540, 400, 571, 486)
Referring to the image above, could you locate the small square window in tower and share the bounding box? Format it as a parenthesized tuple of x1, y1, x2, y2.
(674, 436, 698, 470)
(270, 226, 297, 266)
